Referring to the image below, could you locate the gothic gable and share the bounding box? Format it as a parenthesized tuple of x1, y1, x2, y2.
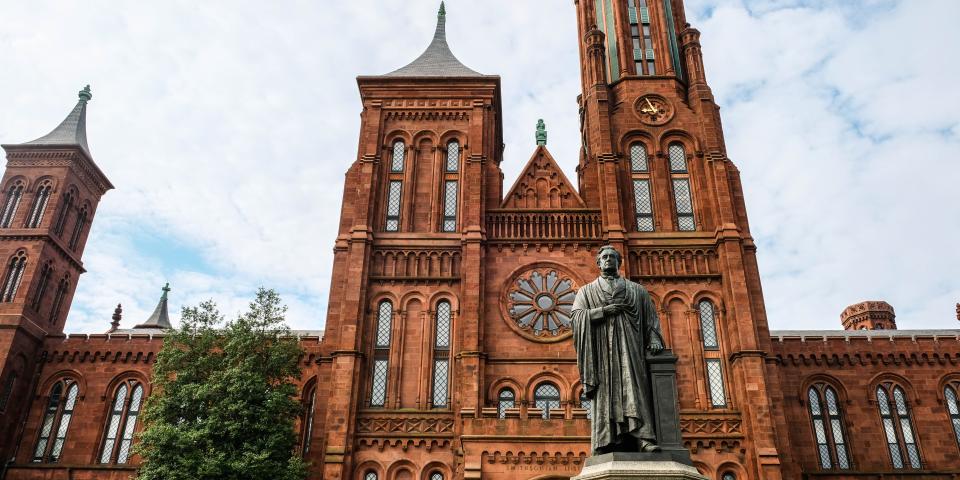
(500, 146, 585, 209)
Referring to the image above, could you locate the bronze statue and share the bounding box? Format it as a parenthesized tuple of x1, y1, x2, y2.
(572, 245, 665, 455)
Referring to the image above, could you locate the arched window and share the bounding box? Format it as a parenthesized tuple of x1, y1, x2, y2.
(31, 261, 53, 312)
(26, 180, 53, 228)
(300, 383, 316, 456)
(945, 381, 960, 451)
(876, 382, 921, 469)
(630, 143, 654, 232)
(364, 472, 378, 480)
(430, 472, 444, 480)
(1, 251, 27, 303)
(68, 205, 88, 249)
(497, 388, 515, 419)
(52, 190, 74, 237)
(446, 140, 460, 172)
(33, 379, 79, 463)
(391, 140, 405, 172)
(100, 380, 144, 464)
(534, 382, 561, 419)
(721, 473, 736, 480)
(698, 300, 718, 349)
(580, 390, 592, 420)
(0, 180, 24, 228)
(668, 142, 695, 231)
(705, 359, 726, 408)
(49, 276, 70, 325)
(370, 301, 392, 407)
(807, 384, 850, 469)
(432, 301, 452, 408)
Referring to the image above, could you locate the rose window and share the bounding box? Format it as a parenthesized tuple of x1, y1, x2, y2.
(507, 269, 577, 338)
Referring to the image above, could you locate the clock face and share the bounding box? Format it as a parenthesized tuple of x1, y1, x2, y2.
(635, 95, 673, 125)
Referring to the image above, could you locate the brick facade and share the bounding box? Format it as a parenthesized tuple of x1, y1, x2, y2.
(1, 2, 958, 480)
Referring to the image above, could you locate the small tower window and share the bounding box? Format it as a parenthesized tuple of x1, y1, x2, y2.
(26, 180, 53, 228)
(370, 301, 392, 407)
(533, 382, 561, 419)
(442, 181, 458, 232)
(630, 143, 654, 232)
(705, 359, 726, 407)
(100, 380, 144, 464)
(497, 388, 515, 419)
(68, 206, 88, 249)
(49, 276, 70, 325)
(876, 383, 921, 469)
(0, 180, 25, 228)
(1, 251, 28, 303)
(626, 0, 655, 75)
(432, 301, 452, 408)
(300, 383, 316, 456)
(364, 472, 378, 480)
(668, 143, 695, 231)
(30, 262, 53, 312)
(32, 379, 80, 463)
(699, 300, 718, 349)
(53, 190, 74, 237)
(384, 181, 402, 232)
(391, 140, 405, 172)
(446, 140, 460, 172)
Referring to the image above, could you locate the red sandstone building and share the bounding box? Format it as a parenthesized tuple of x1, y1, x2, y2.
(1, 1, 959, 479)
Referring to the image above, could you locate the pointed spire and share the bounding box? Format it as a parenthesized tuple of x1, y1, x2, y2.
(536, 119, 548, 146)
(135, 283, 172, 330)
(19, 85, 93, 157)
(384, 3, 483, 77)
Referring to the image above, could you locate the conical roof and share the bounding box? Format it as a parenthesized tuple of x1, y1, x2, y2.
(135, 283, 172, 330)
(385, 2, 484, 77)
(20, 86, 92, 157)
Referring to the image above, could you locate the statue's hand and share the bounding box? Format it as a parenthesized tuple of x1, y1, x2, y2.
(602, 304, 625, 317)
(647, 338, 664, 355)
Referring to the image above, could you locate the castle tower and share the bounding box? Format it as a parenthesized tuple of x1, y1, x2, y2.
(573, 0, 788, 477)
(0, 86, 113, 461)
(316, 4, 503, 477)
(841, 301, 897, 331)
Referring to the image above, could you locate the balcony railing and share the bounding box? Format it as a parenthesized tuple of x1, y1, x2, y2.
(486, 209, 602, 241)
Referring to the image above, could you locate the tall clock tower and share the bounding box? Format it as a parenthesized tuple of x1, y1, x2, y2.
(575, 0, 788, 477)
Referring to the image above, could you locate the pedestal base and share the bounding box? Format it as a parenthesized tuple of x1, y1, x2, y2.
(572, 453, 708, 480)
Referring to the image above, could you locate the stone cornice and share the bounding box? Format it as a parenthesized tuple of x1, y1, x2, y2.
(3, 147, 114, 196)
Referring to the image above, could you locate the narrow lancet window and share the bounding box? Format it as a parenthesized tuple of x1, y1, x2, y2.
(2, 252, 27, 303)
(497, 388, 515, 419)
(534, 382, 561, 419)
(630, 143, 654, 232)
(699, 300, 718, 349)
(808, 384, 850, 469)
(26, 181, 52, 228)
(370, 301, 392, 407)
(385, 181, 402, 232)
(68, 207, 88, 249)
(705, 359, 726, 407)
(33, 380, 79, 463)
(626, 0, 655, 75)
(31, 262, 53, 311)
(53, 190, 73, 237)
(943, 383, 960, 451)
(668, 143, 695, 231)
(446, 140, 460, 172)
(301, 384, 316, 456)
(442, 181, 458, 232)
(100, 380, 145, 464)
(391, 140, 405, 172)
(432, 301, 452, 408)
(49, 277, 69, 325)
(877, 383, 921, 469)
(0, 180, 24, 228)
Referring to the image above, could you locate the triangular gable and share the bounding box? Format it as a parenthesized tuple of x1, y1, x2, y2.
(500, 146, 586, 209)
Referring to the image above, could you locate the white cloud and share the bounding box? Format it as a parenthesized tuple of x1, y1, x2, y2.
(0, 0, 956, 333)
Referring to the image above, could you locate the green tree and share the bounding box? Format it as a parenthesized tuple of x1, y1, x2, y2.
(136, 288, 308, 480)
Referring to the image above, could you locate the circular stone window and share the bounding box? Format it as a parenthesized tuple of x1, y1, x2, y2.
(503, 266, 579, 342)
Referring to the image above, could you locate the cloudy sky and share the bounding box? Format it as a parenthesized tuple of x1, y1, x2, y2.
(0, 0, 957, 333)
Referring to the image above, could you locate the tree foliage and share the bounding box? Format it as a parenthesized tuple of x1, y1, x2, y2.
(136, 288, 308, 480)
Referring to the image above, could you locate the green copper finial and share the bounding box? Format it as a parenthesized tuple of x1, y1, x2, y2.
(438, 1, 445, 17)
(536, 119, 547, 146)
(161, 282, 171, 299)
(78, 85, 92, 103)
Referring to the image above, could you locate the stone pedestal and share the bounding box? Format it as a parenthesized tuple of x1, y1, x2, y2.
(572, 453, 707, 480)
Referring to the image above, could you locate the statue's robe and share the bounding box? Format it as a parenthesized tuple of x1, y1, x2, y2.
(572, 275, 664, 453)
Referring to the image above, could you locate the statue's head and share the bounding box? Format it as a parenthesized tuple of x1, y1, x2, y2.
(595, 245, 622, 273)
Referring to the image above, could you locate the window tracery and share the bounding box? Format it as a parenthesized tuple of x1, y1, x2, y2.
(506, 268, 577, 340)
(807, 383, 850, 469)
(497, 388, 515, 419)
(26, 180, 52, 228)
(876, 382, 921, 469)
(945, 381, 960, 451)
(370, 300, 392, 407)
(0, 180, 24, 228)
(32, 379, 79, 463)
(432, 301, 451, 408)
(100, 380, 144, 464)
(668, 142, 695, 231)
(534, 382, 561, 419)
(2, 251, 27, 303)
